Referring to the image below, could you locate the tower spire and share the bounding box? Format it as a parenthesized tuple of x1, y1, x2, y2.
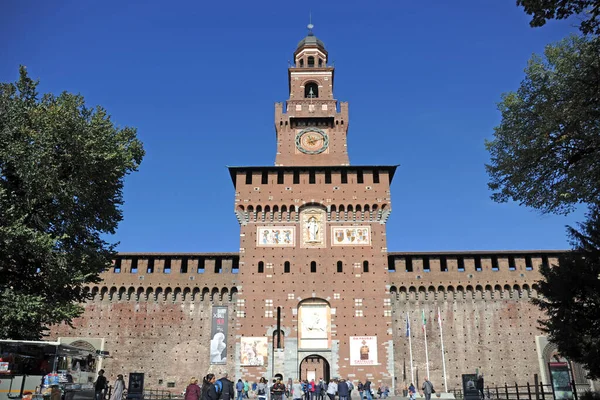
(308, 12, 314, 35)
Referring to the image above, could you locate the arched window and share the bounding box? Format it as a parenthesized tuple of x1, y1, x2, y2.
(258, 261, 264, 273)
(284, 261, 290, 273)
(337, 261, 343, 273)
(308, 56, 315, 67)
(310, 261, 317, 273)
(305, 82, 319, 98)
(318, 58, 323, 67)
(299, 59, 304, 67)
(363, 260, 369, 273)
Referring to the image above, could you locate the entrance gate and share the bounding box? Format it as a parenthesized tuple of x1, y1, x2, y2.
(299, 355, 330, 382)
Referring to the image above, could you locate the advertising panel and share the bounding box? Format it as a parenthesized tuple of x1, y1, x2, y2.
(349, 336, 378, 365)
(210, 306, 228, 364)
(241, 337, 268, 366)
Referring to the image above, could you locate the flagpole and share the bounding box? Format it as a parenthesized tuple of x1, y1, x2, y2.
(438, 307, 448, 392)
(407, 311, 415, 385)
(423, 309, 430, 378)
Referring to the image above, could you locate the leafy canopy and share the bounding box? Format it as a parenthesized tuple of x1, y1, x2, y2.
(485, 35, 600, 215)
(533, 206, 600, 379)
(517, 0, 600, 35)
(0, 67, 144, 339)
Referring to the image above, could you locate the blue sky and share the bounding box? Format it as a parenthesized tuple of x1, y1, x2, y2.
(1, 0, 585, 252)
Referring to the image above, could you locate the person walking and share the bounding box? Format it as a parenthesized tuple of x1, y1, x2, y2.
(422, 378, 435, 400)
(363, 380, 373, 400)
(110, 375, 125, 400)
(346, 380, 354, 400)
(94, 369, 108, 400)
(408, 383, 416, 400)
(185, 378, 201, 400)
(236, 379, 245, 400)
(257, 378, 268, 400)
(201, 374, 219, 400)
(477, 375, 484, 400)
(218, 373, 234, 400)
(357, 381, 364, 400)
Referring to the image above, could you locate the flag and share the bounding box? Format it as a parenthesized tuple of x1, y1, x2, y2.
(437, 307, 442, 328)
(406, 316, 411, 337)
(422, 309, 427, 332)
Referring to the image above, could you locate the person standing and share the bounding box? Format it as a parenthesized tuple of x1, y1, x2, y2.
(256, 378, 268, 400)
(218, 373, 234, 400)
(422, 378, 434, 400)
(477, 375, 484, 399)
(236, 380, 245, 400)
(326, 379, 336, 400)
(110, 375, 125, 400)
(346, 380, 354, 400)
(244, 380, 250, 399)
(363, 380, 373, 400)
(292, 380, 304, 400)
(357, 381, 364, 400)
(337, 379, 349, 400)
(272, 379, 286, 400)
(201, 374, 218, 400)
(94, 369, 107, 400)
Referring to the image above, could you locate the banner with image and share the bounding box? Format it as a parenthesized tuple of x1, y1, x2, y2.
(210, 306, 228, 364)
(349, 336, 378, 365)
(241, 337, 268, 366)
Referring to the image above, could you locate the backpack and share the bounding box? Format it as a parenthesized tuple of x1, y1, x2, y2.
(215, 380, 223, 395)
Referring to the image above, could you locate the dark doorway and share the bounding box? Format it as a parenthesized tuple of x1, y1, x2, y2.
(299, 355, 330, 382)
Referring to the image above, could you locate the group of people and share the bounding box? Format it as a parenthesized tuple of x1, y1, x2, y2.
(94, 369, 125, 400)
(407, 378, 435, 400)
(185, 375, 390, 400)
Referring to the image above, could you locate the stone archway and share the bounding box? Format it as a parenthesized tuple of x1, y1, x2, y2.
(300, 354, 330, 383)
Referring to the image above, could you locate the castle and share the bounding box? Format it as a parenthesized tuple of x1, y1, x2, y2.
(51, 27, 590, 394)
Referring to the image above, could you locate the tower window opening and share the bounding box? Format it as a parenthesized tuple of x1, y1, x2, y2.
(147, 258, 155, 274)
(525, 256, 533, 271)
(310, 261, 317, 273)
(337, 261, 343, 273)
(457, 257, 465, 272)
(180, 257, 189, 273)
(232, 257, 239, 274)
(114, 259, 121, 273)
(258, 261, 265, 273)
(308, 56, 315, 67)
(163, 258, 171, 274)
(245, 171, 252, 185)
(492, 256, 499, 271)
(423, 257, 430, 272)
(293, 170, 300, 184)
(509, 256, 516, 271)
(262, 171, 268, 184)
(215, 258, 222, 273)
(130, 258, 138, 274)
(357, 170, 364, 184)
(373, 171, 380, 183)
(325, 170, 332, 184)
(405, 257, 413, 272)
(299, 59, 304, 67)
(197, 257, 205, 273)
(341, 170, 348, 184)
(541, 255, 549, 269)
(277, 170, 284, 184)
(309, 170, 316, 184)
(284, 261, 290, 273)
(440, 257, 448, 272)
(318, 58, 323, 67)
(305, 82, 319, 98)
(363, 260, 369, 273)
(475, 256, 482, 272)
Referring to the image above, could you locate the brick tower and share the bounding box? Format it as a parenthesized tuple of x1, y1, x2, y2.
(230, 25, 397, 384)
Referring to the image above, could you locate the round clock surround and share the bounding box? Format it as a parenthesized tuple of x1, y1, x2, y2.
(295, 127, 329, 155)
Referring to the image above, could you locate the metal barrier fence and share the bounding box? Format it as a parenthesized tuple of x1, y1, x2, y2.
(451, 382, 593, 400)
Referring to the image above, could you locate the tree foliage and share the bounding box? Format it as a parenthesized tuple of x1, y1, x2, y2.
(517, 0, 600, 35)
(0, 67, 144, 339)
(533, 206, 600, 379)
(485, 35, 600, 215)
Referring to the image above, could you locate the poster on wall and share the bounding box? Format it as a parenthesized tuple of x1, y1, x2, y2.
(257, 227, 295, 247)
(349, 336, 378, 365)
(331, 227, 371, 246)
(241, 337, 268, 366)
(210, 306, 228, 364)
(298, 301, 330, 349)
(548, 362, 574, 400)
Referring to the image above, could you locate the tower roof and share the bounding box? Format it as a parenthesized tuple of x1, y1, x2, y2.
(294, 23, 327, 57)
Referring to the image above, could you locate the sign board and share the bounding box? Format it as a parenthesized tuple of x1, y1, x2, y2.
(349, 336, 378, 366)
(126, 373, 144, 400)
(210, 306, 228, 364)
(462, 374, 479, 400)
(548, 362, 574, 400)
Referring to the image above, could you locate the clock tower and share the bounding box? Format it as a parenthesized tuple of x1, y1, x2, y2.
(230, 26, 396, 385)
(275, 25, 349, 166)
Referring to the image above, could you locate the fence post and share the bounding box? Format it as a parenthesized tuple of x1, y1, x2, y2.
(515, 383, 520, 400)
(505, 383, 509, 400)
(527, 382, 532, 400)
(495, 386, 500, 400)
(539, 384, 545, 400)
(534, 375, 539, 400)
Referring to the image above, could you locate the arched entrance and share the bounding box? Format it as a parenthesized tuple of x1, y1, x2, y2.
(300, 355, 330, 382)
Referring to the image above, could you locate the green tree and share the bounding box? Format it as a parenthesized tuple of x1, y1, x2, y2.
(533, 206, 600, 379)
(0, 67, 144, 339)
(517, 0, 600, 35)
(485, 35, 600, 215)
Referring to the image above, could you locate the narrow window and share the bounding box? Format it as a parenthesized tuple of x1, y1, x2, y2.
(304, 82, 319, 98)
(475, 257, 482, 271)
(363, 260, 369, 273)
(163, 258, 171, 274)
(261, 171, 268, 184)
(147, 258, 155, 274)
(232, 257, 240, 274)
(318, 58, 323, 67)
(337, 261, 343, 273)
(440, 257, 448, 272)
(541, 255, 549, 269)
(131, 258, 138, 274)
(310, 261, 317, 273)
(406, 257, 413, 272)
(357, 170, 364, 184)
(423, 257, 430, 272)
(309, 170, 316, 184)
(373, 171, 380, 184)
(325, 170, 332, 184)
(215, 258, 222, 273)
(492, 256, 499, 271)
(197, 258, 205, 273)
(114, 259, 122, 273)
(341, 170, 348, 184)
(299, 59, 304, 67)
(457, 257, 465, 272)
(307, 56, 315, 67)
(277, 170, 284, 184)
(245, 171, 252, 185)
(293, 170, 300, 184)
(180, 257, 188, 273)
(508, 256, 516, 271)
(258, 261, 265, 273)
(525, 256, 533, 271)
(284, 261, 290, 273)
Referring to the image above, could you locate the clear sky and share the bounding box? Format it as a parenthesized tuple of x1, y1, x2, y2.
(1, 0, 585, 253)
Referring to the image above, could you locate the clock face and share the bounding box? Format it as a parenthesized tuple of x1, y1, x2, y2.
(295, 128, 329, 155)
